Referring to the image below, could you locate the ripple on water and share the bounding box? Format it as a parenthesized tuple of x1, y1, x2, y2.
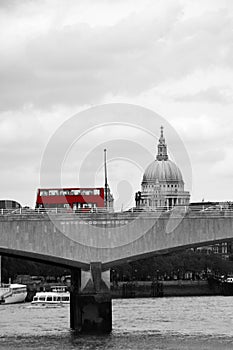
(1, 297, 233, 349)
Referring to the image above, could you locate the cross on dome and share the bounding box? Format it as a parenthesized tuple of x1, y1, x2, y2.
(160, 126, 164, 138)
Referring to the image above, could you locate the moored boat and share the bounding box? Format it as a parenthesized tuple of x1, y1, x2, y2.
(222, 277, 233, 296)
(0, 283, 27, 304)
(31, 285, 70, 306)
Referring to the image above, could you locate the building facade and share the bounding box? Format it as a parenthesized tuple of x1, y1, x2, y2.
(135, 127, 190, 210)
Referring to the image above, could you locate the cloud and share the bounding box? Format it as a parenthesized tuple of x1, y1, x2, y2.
(174, 87, 233, 104)
(1, 1, 233, 110)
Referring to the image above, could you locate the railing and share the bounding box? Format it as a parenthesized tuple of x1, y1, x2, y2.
(0, 206, 233, 216)
(0, 207, 116, 216)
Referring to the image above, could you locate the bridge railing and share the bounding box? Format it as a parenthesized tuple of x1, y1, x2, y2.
(0, 205, 233, 216)
(0, 206, 178, 216)
(0, 207, 115, 216)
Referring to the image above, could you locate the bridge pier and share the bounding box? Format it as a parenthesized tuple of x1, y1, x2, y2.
(70, 263, 112, 333)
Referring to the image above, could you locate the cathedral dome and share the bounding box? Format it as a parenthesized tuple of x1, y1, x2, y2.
(135, 126, 190, 209)
(142, 159, 183, 183)
(142, 126, 183, 184)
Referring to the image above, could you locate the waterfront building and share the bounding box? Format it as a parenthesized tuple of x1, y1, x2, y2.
(135, 126, 190, 209)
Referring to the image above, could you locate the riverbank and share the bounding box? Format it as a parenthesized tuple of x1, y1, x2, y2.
(24, 279, 223, 301)
(110, 280, 222, 298)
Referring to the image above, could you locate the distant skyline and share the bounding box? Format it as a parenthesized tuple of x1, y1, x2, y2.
(0, 0, 233, 208)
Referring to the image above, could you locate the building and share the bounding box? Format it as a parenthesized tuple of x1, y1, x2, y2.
(134, 126, 233, 260)
(0, 200, 21, 210)
(135, 126, 190, 210)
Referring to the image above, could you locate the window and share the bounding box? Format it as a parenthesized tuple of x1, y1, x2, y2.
(49, 190, 59, 196)
(73, 190, 81, 195)
(63, 190, 70, 195)
(62, 296, 69, 301)
(40, 190, 48, 196)
(83, 203, 93, 208)
(81, 190, 93, 195)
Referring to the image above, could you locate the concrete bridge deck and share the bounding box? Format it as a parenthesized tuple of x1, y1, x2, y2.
(0, 209, 232, 269)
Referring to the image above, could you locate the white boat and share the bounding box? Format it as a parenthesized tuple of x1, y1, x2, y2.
(31, 286, 70, 306)
(0, 283, 27, 304)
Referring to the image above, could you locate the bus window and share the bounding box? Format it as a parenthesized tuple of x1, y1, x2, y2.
(74, 203, 82, 208)
(83, 203, 93, 208)
(63, 190, 70, 195)
(49, 190, 59, 196)
(40, 190, 48, 196)
(81, 190, 93, 195)
(73, 190, 81, 195)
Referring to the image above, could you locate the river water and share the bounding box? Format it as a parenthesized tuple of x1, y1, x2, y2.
(1, 296, 233, 349)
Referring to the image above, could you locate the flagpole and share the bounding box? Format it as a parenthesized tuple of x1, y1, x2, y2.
(104, 149, 108, 208)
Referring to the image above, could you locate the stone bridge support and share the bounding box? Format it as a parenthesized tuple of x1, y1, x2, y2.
(70, 262, 112, 333)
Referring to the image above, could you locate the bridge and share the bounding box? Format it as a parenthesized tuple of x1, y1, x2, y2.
(1, 208, 233, 332)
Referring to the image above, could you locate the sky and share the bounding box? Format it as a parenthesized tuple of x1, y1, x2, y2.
(0, 0, 233, 209)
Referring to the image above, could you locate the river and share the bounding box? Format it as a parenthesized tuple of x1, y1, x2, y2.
(1, 296, 233, 349)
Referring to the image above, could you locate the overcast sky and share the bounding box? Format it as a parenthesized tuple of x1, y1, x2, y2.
(0, 0, 233, 208)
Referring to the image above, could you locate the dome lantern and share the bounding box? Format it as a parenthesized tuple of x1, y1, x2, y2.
(156, 126, 168, 161)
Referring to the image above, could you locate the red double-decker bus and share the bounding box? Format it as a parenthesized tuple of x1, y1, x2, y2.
(35, 187, 113, 211)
